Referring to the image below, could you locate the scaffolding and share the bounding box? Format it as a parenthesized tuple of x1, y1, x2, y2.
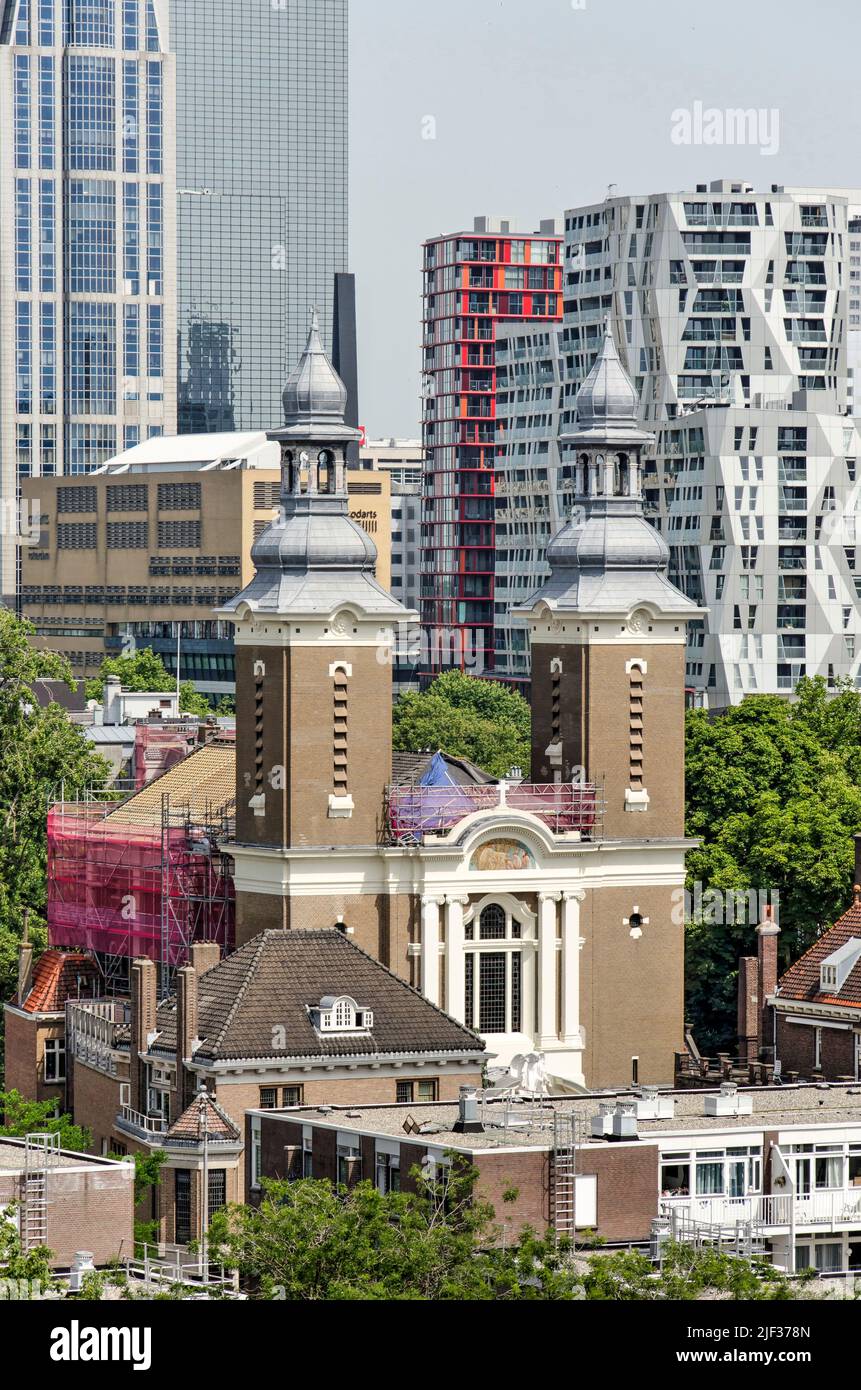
(47, 791, 235, 997)
(22, 1132, 60, 1253)
(386, 780, 604, 845)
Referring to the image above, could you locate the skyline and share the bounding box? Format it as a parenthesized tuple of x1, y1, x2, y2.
(351, 0, 861, 436)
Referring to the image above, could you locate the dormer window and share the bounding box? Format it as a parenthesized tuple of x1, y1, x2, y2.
(310, 995, 374, 1034)
(819, 937, 861, 995)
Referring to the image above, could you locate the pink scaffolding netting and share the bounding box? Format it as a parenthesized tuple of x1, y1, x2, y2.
(46, 803, 234, 967)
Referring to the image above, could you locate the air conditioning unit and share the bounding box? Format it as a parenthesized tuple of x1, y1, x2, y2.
(704, 1081, 753, 1116)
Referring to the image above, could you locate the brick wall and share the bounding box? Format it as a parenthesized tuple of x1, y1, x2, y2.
(2, 1008, 65, 1106)
(580, 883, 685, 1089)
(0, 1157, 134, 1268)
(776, 1015, 857, 1079)
(71, 1057, 124, 1154)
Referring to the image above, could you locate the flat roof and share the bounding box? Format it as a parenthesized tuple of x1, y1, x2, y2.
(253, 1083, 861, 1151)
(0, 1140, 129, 1173)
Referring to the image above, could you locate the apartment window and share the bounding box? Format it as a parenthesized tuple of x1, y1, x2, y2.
(259, 1087, 278, 1110)
(174, 1169, 192, 1245)
(207, 1169, 227, 1218)
(376, 1151, 401, 1195)
(43, 1037, 65, 1083)
(281, 1086, 303, 1107)
(396, 1080, 438, 1105)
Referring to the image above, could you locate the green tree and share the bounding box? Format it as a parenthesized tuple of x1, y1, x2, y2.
(205, 1164, 797, 1302)
(0, 1090, 90, 1152)
(0, 610, 109, 1029)
(85, 646, 212, 717)
(392, 672, 531, 779)
(0, 1202, 53, 1290)
(684, 677, 861, 1049)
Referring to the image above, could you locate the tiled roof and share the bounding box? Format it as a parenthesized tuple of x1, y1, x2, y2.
(164, 1092, 240, 1145)
(18, 949, 100, 1013)
(390, 750, 495, 787)
(152, 929, 485, 1062)
(776, 899, 861, 1008)
(105, 740, 235, 826)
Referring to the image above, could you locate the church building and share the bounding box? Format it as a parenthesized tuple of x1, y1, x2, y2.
(219, 316, 703, 1090)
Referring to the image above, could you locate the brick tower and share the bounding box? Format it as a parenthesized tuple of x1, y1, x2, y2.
(516, 324, 704, 838)
(220, 311, 412, 942)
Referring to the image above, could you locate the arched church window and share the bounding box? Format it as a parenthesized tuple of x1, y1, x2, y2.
(479, 904, 506, 939)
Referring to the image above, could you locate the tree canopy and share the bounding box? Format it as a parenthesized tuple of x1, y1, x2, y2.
(206, 1163, 799, 1301)
(0, 1090, 90, 1152)
(0, 611, 109, 1023)
(392, 671, 531, 779)
(684, 676, 861, 1049)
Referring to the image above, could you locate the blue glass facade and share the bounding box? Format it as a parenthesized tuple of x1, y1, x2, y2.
(1, 0, 176, 597)
(171, 0, 348, 433)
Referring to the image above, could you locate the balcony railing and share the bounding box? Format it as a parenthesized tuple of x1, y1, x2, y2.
(118, 1105, 168, 1137)
(664, 1189, 861, 1231)
(386, 780, 603, 845)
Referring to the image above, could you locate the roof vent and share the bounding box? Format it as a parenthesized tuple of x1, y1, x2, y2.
(704, 1082, 753, 1117)
(611, 1101, 638, 1141)
(452, 1085, 484, 1134)
(632, 1086, 675, 1120)
(591, 1099, 618, 1137)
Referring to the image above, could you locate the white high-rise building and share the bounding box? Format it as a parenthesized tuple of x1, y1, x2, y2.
(495, 179, 861, 704)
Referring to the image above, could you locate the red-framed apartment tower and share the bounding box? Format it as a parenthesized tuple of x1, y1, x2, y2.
(420, 217, 562, 679)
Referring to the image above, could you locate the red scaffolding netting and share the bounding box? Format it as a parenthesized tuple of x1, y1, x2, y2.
(46, 802, 234, 969)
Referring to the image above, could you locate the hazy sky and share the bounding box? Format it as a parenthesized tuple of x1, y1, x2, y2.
(349, 0, 861, 438)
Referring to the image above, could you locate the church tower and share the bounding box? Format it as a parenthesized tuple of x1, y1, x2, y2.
(517, 326, 703, 839)
(220, 312, 412, 943)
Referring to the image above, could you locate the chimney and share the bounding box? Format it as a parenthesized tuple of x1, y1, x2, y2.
(189, 941, 221, 976)
(756, 903, 780, 1058)
(130, 957, 157, 1113)
(737, 956, 759, 1062)
(175, 965, 199, 1112)
(17, 908, 33, 1004)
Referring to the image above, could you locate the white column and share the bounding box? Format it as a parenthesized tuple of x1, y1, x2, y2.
(444, 896, 468, 1023)
(537, 893, 559, 1046)
(420, 896, 441, 1006)
(561, 891, 585, 1045)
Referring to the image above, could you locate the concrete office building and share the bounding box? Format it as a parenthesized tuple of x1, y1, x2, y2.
(171, 0, 348, 434)
(0, 0, 177, 604)
(494, 180, 861, 703)
(20, 430, 390, 699)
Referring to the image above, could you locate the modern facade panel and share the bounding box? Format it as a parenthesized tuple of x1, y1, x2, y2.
(493, 180, 861, 703)
(171, 0, 348, 435)
(0, 0, 177, 603)
(420, 217, 562, 677)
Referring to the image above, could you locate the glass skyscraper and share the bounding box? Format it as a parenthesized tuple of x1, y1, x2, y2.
(0, 0, 176, 602)
(171, 0, 348, 434)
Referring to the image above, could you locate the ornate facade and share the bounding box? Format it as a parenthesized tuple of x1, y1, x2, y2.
(220, 317, 702, 1090)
